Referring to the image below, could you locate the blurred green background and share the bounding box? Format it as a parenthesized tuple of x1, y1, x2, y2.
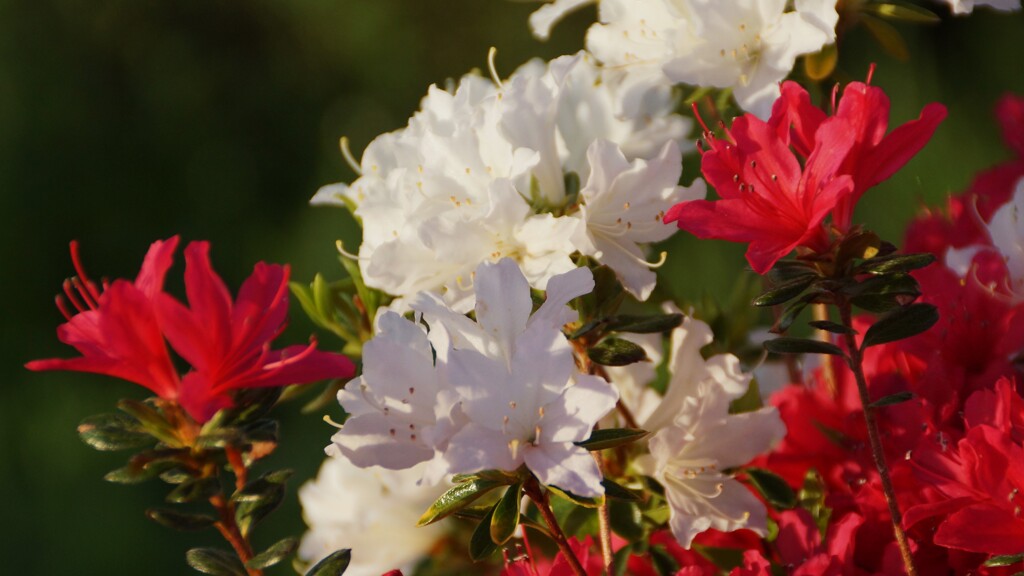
(1, 1, 1021, 573)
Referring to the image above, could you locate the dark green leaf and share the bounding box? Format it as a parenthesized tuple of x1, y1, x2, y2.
(578, 266, 625, 321)
(561, 505, 598, 537)
(105, 455, 180, 484)
(863, 2, 940, 23)
(306, 549, 351, 576)
(859, 252, 936, 275)
(490, 483, 522, 545)
(650, 545, 680, 576)
(606, 313, 684, 334)
(764, 337, 844, 356)
(984, 554, 1024, 567)
(77, 413, 152, 451)
(224, 388, 282, 426)
(117, 399, 181, 447)
(812, 420, 850, 448)
(234, 472, 290, 537)
(609, 500, 644, 542)
(247, 537, 299, 570)
(588, 338, 648, 366)
(469, 504, 499, 561)
(185, 547, 246, 576)
(418, 478, 509, 526)
(167, 476, 220, 504)
(862, 303, 939, 349)
(868, 391, 915, 408)
(568, 319, 604, 340)
(195, 427, 243, 450)
(753, 275, 816, 307)
(611, 544, 634, 576)
(797, 469, 832, 535)
(808, 321, 857, 335)
(601, 478, 643, 502)
(146, 508, 217, 531)
(575, 428, 648, 451)
(547, 485, 603, 508)
(848, 274, 921, 313)
(692, 545, 746, 571)
(804, 42, 838, 81)
(745, 467, 796, 509)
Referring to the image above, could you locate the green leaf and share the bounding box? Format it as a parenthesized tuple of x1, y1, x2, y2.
(862, 303, 939, 349)
(601, 478, 643, 502)
(692, 545, 746, 571)
(418, 478, 509, 526)
(578, 266, 625, 321)
(185, 548, 246, 576)
(568, 319, 605, 340)
(146, 508, 217, 531)
(247, 536, 299, 570)
(808, 320, 857, 335)
(77, 413, 152, 451)
(547, 485, 604, 508)
(117, 399, 181, 447)
(797, 469, 832, 535)
(745, 467, 796, 509)
(234, 472, 290, 537)
(984, 554, 1024, 567)
(167, 476, 221, 504)
(606, 313, 684, 334)
(764, 337, 844, 356)
(611, 544, 634, 576)
(490, 483, 522, 545)
(469, 504, 499, 561)
(650, 545, 680, 576)
(305, 549, 351, 576)
(575, 428, 648, 451)
(609, 500, 644, 542)
(858, 252, 936, 275)
(869, 391, 915, 408)
(195, 427, 243, 450)
(752, 275, 816, 307)
(588, 338, 648, 366)
(863, 2, 940, 23)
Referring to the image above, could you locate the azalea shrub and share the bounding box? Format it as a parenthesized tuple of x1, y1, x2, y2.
(27, 1, 1024, 576)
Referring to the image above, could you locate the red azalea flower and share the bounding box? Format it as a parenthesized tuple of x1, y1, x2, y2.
(27, 238, 182, 400)
(825, 77, 946, 231)
(28, 237, 355, 423)
(665, 100, 854, 274)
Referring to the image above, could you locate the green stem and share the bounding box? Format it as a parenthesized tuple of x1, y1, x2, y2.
(839, 302, 917, 576)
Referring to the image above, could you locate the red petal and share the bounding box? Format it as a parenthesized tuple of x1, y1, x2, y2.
(934, 503, 1024, 555)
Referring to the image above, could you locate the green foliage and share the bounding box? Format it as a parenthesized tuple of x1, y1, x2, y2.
(233, 470, 292, 538)
(185, 548, 247, 576)
(77, 412, 154, 452)
(419, 475, 513, 527)
(764, 337, 844, 356)
(146, 509, 217, 531)
(588, 337, 649, 366)
(246, 536, 299, 570)
(489, 483, 522, 545)
(868, 391, 915, 408)
(306, 549, 352, 576)
(861, 303, 939, 348)
(575, 428, 649, 451)
(745, 468, 796, 510)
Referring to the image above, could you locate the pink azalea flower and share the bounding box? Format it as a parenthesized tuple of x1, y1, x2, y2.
(28, 237, 355, 423)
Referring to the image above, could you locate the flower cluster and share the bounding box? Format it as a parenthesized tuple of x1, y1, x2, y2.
(28, 237, 355, 423)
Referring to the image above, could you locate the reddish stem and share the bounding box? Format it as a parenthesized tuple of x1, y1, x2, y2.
(524, 479, 588, 576)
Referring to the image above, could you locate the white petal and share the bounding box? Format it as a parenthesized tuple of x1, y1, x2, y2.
(529, 0, 596, 40)
(329, 415, 435, 470)
(445, 423, 521, 474)
(309, 183, 350, 207)
(473, 259, 533, 361)
(539, 374, 620, 444)
(524, 442, 606, 497)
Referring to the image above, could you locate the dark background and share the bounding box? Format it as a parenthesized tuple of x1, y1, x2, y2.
(1, 1, 1021, 573)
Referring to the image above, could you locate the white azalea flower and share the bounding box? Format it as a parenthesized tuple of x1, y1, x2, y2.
(298, 457, 447, 576)
(329, 310, 458, 484)
(529, 0, 596, 40)
(632, 314, 785, 547)
(412, 259, 619, 498)
(947, 177, 1024, 301)
(941, 0, 1019, 14)
(587, 0, 839, 118)
(575, 139, 705, 300)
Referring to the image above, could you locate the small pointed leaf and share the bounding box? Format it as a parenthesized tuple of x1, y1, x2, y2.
(167, 476, 220, 504)
(306, 549, 351, 576)
(247, 536, 299, 570)
(77, 413, 152, 451)
(418, 478, 509, 526)
(984, 554, 1024, 567)
(808, 320, 857, 335)
(146, 508, 217, 531)
(753, 275, 816, 307)
(490, 483, 522, 545)
(764, 337, 844, 356)
(869, 391, 915, 408)
(858, 252, 936, 275)
(745, 467, 796, 509)
(588, 338, 647, 366)
(601, 478, 643, 502)
(863, 2, 940, 23)
(185, 548, 246, 576)
(861, 14, 910, 61)
(469, 504, 499, 561)
(575, 428, 648, 451)
(804, 43, 838, 81)
(606, 313, 684, 334)
(862, 303, 939, 348)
